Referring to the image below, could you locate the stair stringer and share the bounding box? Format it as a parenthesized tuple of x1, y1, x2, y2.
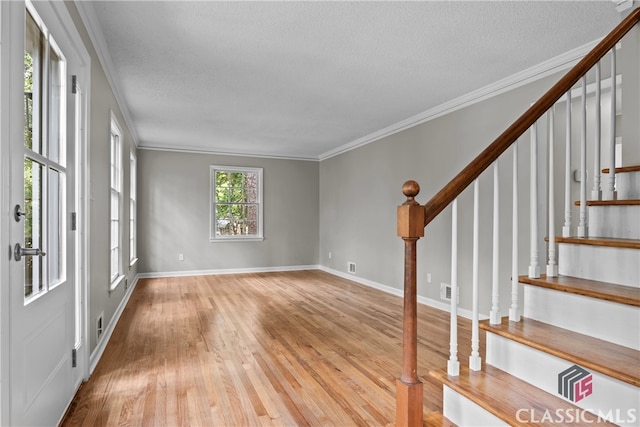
(486, 333, 640, 427)
(523, 285, 640, 349)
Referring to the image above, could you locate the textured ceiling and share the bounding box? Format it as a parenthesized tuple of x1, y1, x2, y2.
(87, 1, 622, 160)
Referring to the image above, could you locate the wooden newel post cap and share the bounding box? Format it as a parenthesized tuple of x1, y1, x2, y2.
(402, 180, 420, 201)
(397, 181, 424, 238)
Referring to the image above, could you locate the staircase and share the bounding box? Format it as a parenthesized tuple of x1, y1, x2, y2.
(394, 8, 640, 427)
(430, 170, 640, 427)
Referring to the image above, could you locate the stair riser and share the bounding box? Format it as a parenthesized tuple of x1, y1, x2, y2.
(615, 170, 640, 199)
(588, 205, 640, 239)
(558, 244, 640, 286)
(523, 285, 640, 349)
(486, 333, 640, 427)
(442, 385, 508, 427)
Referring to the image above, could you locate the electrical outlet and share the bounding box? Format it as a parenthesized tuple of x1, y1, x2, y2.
(178, 253, 184, 261)
(427, 273, 432, 283)
(328, 251, 332, 259)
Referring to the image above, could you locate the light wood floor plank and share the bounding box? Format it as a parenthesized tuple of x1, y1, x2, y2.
(62, 270, 477, 426)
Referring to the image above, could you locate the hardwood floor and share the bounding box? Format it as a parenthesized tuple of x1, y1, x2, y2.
(62, 270, 477, 426)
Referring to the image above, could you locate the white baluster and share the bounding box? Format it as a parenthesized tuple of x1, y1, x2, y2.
(563, 91, 573, 237)
(448, 199, 460, 377)
(604, 48, 618, 200)
(592, 62, 602, 201)
(547, 109, 558, 277)
(490, 163, 501, 324)
(470, 180, 482, 371)
(529, 122, 541, 278)
(510, 142, 520, 322)
(578, 76, 589, 238)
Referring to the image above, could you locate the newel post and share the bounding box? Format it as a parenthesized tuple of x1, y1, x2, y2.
(396, 180, 424, 427)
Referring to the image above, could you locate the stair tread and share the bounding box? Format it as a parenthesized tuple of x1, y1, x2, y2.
(602, 165, 640, 174)
(430, 365, 616, 426)
(424, 411, 456, 427)
(575, 199, 640, 206)
(519, 274, 640, 307)
(480, 317, 640, 387)
(555, 235, 640, 249)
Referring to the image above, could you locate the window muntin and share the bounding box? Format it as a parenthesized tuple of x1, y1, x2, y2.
(210, 166, 263, 241)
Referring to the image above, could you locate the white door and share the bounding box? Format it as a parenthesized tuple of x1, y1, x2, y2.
(4, 2, 81, 425)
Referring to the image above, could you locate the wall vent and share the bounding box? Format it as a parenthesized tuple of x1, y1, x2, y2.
(440, 283, 458, 303)
(96, 312, 104, 341)
(347, 262, 357, 274)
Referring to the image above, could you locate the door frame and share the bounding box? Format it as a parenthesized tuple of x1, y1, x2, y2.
(0, 1, 91, 423)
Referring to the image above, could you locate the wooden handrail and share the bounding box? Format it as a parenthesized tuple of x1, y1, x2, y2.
(396, 8, 640, 427)
(422, 7, 640, 227)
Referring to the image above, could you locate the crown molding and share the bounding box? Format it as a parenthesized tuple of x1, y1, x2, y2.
(138, 144, 319, 162)
(74, 1, 139, 148)
(318, 38, 603, 161)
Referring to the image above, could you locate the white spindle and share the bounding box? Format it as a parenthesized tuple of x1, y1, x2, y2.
(447, 199, 459, 377)
(563, 91, 573, 237)
(490, 163, 500, 324)
(578, 76, 588, 238)
(510, 142, 520, 322)
(470, 180, 482, 371)
(547, 109, 558, 277)
(529, 122, 541, 279)
(604, 48, 618, 200)
(592, 62, 602, 201)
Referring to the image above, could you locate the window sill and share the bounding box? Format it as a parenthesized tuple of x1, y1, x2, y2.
(109, 274, 125, 292)
(210, 237, 264, 243)
(129, 257, 139, 268)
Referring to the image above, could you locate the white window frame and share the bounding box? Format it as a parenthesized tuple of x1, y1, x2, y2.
(210, 166, 264, 242)
(129, 149, 137, 266)
(109, 114, 124, 289)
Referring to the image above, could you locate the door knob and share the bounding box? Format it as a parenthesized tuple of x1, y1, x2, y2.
(14, 243, 46, 262)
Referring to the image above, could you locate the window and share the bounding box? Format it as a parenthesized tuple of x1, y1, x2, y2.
(23, 6, 67, 300)
(110, 116, 123, 287)
(129, 150, 137, 264)
(211, 166, 263, 241)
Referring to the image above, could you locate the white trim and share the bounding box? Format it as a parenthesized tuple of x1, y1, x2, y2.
(73, 1, 139, 147)
(319, 38, 604, 161)
(138, 145, 319, 162)
(89, 274, 139, 374)
(137, 264, 320, 279)
(318, 266, 487, 320)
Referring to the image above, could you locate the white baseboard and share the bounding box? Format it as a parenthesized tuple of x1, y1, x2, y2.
(137, 264, 321, 279)
(318, 266, 483, 320)
(89, 274, 140, 374)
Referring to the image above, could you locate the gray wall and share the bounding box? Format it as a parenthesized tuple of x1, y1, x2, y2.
(137, 150, 319, 273)
(319, 73, 568, 315)
(67, 3, 138, 354)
